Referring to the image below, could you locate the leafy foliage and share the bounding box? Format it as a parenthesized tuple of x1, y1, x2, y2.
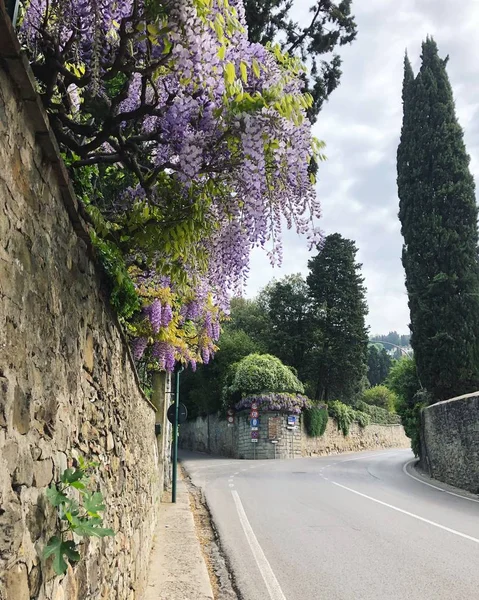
(225, 353, 304, 402)
(362, 385, 398, 413)
(398, 38, 479, 401)
(257, 274, 313, 376)
(244, 0, 357, 121)
(386, 357, 424, 455)
(327, 400, 369, 436)
(304, 404, 328, 437)
(367, 345, 392, 387)
(307, 234, 369, 403)
(181, 328, 262, 417)
(356, 401, 401, 425)
(43, 458, 114, 575)
(19, 0, 322, 373)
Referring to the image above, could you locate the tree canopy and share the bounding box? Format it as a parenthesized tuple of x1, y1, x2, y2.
(397, 38, 479, 401)
(244, 0, 357, 120)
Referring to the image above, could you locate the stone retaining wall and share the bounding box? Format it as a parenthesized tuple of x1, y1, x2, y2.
(179, 412, 409, 459)
(0, 8, 166, 599)
(421, 392, 479, 494)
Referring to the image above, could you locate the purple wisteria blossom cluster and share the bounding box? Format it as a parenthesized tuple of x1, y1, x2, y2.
(235, 394, 312, 415)
(19, 0, 322, 371)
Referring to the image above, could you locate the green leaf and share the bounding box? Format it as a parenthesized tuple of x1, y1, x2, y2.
(224, 62, 236, 85)
(240, 62, 247, 84)
(217, 45, 226, 60)
(74, 518, 114, 538)
(84, 492, 106, 517)
(61, 468, 85, 485)
(43, 537, 80, 575)
(46, 484, 69, 507)
(252, 58, 260, 78)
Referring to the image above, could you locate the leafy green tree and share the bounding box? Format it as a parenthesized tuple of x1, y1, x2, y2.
(362, 385, 397, 413)
(226, 297, 271, 351)
(307, 233, 369, 403)
(257, 274, 313, 376)
(386, 357, 425, 455)
(244, 0, 357, 121)
(367, 345, 392, 386)
(182, 329, 262, 417)
(397, 38, 479, 401)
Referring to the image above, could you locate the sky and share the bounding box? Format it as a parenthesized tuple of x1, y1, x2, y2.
(244, 0, 479, 335)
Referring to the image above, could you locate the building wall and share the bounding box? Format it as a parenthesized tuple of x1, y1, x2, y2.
(421, 392, 479, 494)
(0, 11, 167, 599)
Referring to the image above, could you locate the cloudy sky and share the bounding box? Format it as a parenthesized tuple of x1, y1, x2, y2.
(244, 0, 479, 335)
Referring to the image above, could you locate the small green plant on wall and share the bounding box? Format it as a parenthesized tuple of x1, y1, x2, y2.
(44, 457, 114, 575)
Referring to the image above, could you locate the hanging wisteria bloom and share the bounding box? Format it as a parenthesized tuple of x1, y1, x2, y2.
(19, 0, 323, 371)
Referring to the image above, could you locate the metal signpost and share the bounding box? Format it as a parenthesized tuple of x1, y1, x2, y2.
(169, 366, 185, 503)
(250, 402, 259, 459)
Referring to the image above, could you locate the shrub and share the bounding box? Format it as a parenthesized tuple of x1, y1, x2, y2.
(304, 405, 328, 437)
(227, 353, 304, 399)
(362, 385, 398, 412)
(327, 400, 371, 435)
(356, 401, 402, 425)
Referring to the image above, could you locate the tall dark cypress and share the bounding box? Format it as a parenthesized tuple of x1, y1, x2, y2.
(307, 234, 369, 403)
(397, 38, 479, 401)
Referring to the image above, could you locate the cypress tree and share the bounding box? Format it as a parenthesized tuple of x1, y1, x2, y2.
(397, 38, 479, 401)
(307, 233, 369, 403)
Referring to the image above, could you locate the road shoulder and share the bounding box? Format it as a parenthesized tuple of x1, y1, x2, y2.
(404, 458, 479, 503)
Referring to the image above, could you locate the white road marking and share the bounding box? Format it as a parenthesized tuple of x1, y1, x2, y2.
(229, 483, 234, 488)
(403, 459, 479, 504)
(234, 471, 240, 475)
(232, 490, 287, 600)
(331, 480, 479, 545)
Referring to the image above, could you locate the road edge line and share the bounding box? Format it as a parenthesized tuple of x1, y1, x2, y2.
(403, 459, 479, 504)
(231, 490, 287, 600)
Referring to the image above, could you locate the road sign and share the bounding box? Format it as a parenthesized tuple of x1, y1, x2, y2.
(251, 439, 258, 443)
(287, 415, 297, 427)
(250, 418, 259, 427)
(250, 410, 259, 419)
(251, 430, 259, 439)
(251, 402, 258, 410)
(227, 415, 234, 423)
(227, 408, 234, 417)
(250, 427, 258, 432)
(167, 403, 188, 424)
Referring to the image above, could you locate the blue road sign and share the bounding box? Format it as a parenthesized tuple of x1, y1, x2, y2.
(251, 418, 259, 427)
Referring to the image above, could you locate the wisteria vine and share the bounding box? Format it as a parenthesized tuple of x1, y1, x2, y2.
(19, 0, 323, 371)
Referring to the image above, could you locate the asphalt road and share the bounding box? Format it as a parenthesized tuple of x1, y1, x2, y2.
(180, 448, 479, 600)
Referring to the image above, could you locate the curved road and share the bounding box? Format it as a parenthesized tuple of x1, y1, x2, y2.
(180, 449, 479, 600)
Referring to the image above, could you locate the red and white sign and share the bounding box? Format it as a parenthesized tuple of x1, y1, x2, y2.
(251, 402, 258, 410)
(227, 416, 234, 424)
(250, 410, 259, 419)
(251, 430, 259, 439)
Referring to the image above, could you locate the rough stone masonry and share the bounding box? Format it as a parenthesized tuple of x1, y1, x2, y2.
(0, 7, 165, 599)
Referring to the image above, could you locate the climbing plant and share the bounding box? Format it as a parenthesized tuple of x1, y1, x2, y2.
(43, 458, 114, 576)
(19, 0, 323, 373)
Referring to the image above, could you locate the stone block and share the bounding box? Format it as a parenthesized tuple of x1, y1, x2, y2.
(4, 563, 30, 600)
(33, 458, 53, 488)
(12, 384, 30, 435)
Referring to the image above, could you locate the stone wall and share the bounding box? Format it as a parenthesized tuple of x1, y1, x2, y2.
(421, 392, 479, 494)
(179, 412, 409, 459)
(301, 420, 409, 456)
(0, 9, 167, 599)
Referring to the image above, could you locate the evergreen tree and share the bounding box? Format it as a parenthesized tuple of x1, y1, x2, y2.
(257, 274, 313, 376)
(244, 0, 357, 121)
(397, 38, 479, 401)
(307, 233, 369, 403)
(367, 346, 392, 387)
